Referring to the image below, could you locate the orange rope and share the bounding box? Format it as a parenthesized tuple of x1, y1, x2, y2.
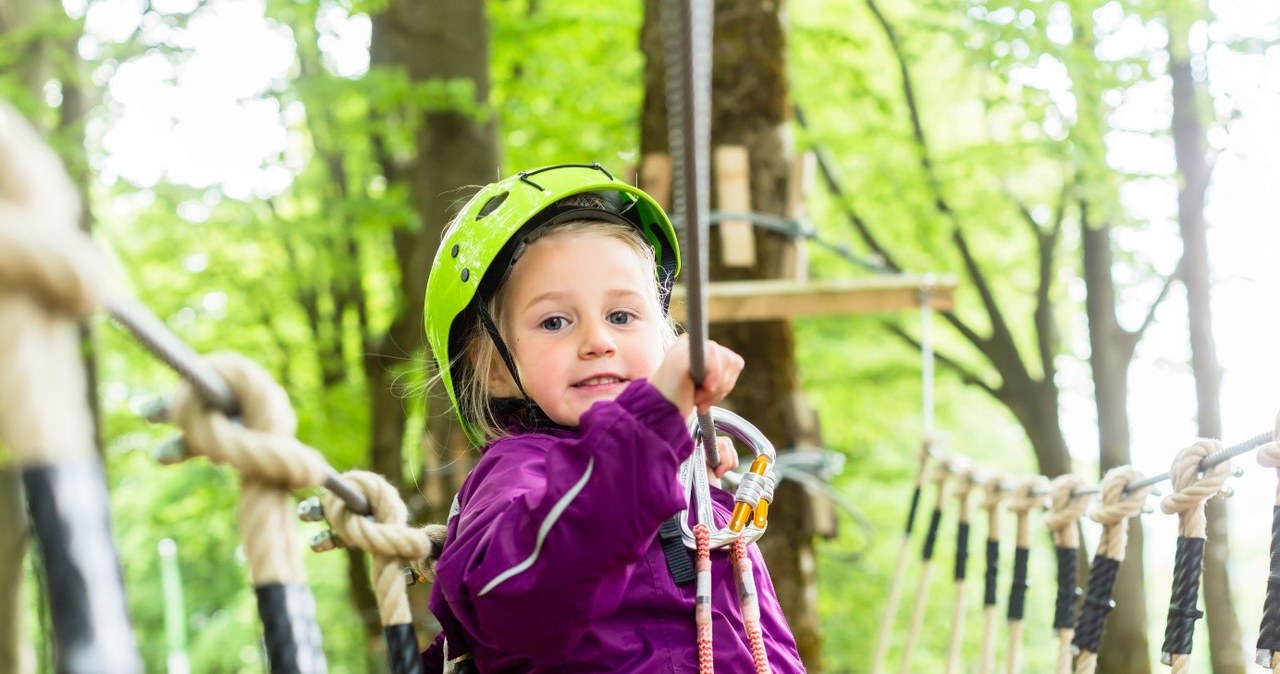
(695, 523, 713, 674)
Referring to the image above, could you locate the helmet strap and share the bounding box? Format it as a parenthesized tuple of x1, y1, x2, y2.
(476, 302, 559, 430)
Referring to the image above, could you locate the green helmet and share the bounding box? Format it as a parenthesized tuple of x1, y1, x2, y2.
(424, 163, 680, 446)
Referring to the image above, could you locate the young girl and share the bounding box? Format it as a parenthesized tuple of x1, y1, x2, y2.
(421, 163, 806, 673)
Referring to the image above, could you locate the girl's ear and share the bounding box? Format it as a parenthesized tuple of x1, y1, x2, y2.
(487, 357, 520, 398)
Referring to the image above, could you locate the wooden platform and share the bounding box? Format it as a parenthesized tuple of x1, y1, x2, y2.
(669, 274, 956, 323)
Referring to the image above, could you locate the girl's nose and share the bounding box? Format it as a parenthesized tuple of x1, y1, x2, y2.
(578, 319, 617, 358)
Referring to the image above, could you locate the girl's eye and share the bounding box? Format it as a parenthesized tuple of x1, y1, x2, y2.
(540, 316, 567, 331)
(607, 311, 635, 326)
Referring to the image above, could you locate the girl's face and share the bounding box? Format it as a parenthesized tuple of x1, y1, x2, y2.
(493, 230, 668, 427)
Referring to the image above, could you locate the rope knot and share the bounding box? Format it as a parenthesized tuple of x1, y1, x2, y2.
(168, 352, 328, 490)
(1160, 439, 1230, 515)
(1090, 466, 1149, 527)
(980, 473, 1009, 511)
(1090, 466, 1151, 562)
(1005, 476, 1048, 515)
(0, 101, 105, 317)
(321, 470, 439, 626)
(1043, 474, 1092, 539)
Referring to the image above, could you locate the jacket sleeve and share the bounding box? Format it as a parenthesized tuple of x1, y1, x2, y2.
(434, 380, 693, 659)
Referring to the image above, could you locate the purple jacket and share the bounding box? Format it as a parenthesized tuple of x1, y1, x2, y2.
(422, 380, 806, 673)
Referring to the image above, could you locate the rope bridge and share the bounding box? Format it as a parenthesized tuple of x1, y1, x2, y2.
(871, 429, 1280, 674)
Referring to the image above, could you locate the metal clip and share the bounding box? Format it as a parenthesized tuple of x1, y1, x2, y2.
(297, 496, 325, 522)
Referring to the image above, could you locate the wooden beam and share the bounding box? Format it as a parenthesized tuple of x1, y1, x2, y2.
(713, 145, 756, 268)
(669, 274, 957, 323)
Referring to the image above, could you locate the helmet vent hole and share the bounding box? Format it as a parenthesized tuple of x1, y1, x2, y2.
(476, 191, 508, 219)
(450, 244, 460, 258)
(460, 268, 470, 282)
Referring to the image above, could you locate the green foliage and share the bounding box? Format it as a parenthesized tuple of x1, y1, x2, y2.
(9, 0, 1261, 670)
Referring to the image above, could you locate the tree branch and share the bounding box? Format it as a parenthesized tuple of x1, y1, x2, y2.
(1129, 260, 1182, 349)
(884, 321, 1000, 400)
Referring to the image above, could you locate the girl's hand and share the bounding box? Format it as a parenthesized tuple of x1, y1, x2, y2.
(650, 334, 745, 416)
(707, 436, 739, 483)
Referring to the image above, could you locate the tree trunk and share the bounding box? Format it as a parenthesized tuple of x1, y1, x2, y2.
(1168, 7, 1244, 672)
(0, 469, 26, 674)
(1082, 217, 1151, 674)
(369, 0, 496, 513)
(640, 0, 823, 668)
(362, 0, 498, 656)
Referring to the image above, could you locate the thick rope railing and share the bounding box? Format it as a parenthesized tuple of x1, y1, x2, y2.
(1043, 474, 1093, 674)
(898, 460, 953, 673)
(1158, 439, 1232, 673)
(944, 468, 975, 674)
(0, 100, 143, 674)
(166, 353, 330, 673)
(1073, 466, 1152, 674)
(976, 474, 1008, 674)
(1003, 476, 1047, 674)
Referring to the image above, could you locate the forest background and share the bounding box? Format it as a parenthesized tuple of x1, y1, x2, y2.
(3, 0, 1280, 672)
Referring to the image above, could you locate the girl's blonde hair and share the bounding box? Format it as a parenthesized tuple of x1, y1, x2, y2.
(452, 215, 678, 446)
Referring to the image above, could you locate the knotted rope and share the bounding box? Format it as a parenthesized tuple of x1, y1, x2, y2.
(976, 474, 1008, 674)
(1158, 439, 1231, 674)
(0, 100, 141, 674)
(169, 353, 329, 583)
(872, 439, 934, 674)
(1003, 476, 1047, 674)
(898, 460, 952, 674)
(1073, 466, 1151, 674)
(167, 352, 329, 672)
(944, 468, 975, 674)
(322, 472, 444, 674)
(1255, 412, 1280, 670)
(1043, 474, 1093, 674)
(321, 471, 438, 627)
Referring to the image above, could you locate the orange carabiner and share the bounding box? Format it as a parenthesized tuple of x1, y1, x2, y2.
(729, 456, 772, 532)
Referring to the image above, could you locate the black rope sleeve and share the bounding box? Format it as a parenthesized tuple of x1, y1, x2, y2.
(255, 584, 328, 674)
(1073, 555, 1121, 654)
(1162, 536, 1205, 657)
(984, 539, 1000, 607)
(1054, 546, 1080, 631)
(954, 522, 970, 582)
(1257, 506, 1280, 652)
(922, 508, 943, 561)
(23, 461, 143, 674)
(1007, 546, 1030, 621)
(905, 485, 923, 535)
(385, 624, 423, 674)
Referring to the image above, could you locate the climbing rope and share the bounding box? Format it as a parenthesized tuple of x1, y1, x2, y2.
(1073, 466, 1152, 674)
(1158, 439, 1233, 673)
(1256, 412, 1280, 670)
(0, 100, 142, 674)
(943, 467, 975, 674)
(976, 474, 1008, 674)
(313, 471, 444, 674)
(165, 353, 330, 673)
(898, 460, 953, 674)
(1003, 476, 1047, 674)
(1042, 474, 1093, 674)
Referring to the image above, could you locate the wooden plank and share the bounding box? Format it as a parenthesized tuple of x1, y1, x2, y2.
(640, 153, 672, 211)
(669, 275, 957, 323)
(713, 145, 756, 268)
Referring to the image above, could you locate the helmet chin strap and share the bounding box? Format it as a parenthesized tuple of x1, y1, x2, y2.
(476, 302, 557, 428)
